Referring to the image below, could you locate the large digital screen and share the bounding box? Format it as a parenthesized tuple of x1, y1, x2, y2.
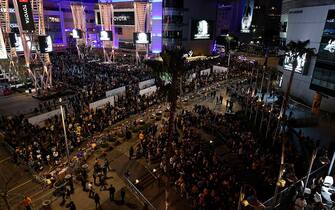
(310, 9, 335, 97)
(14, 34, 36, 52)
(72, 29, 82, 39)
(191, 20, 213, 40)
(240, 0, 254, 33)
(99, 31, 113, 41)
(133, 32, 151, 44)
(0, 8, 18, 29)
(38, 35, 53, 53)
(283, 52, 307, 74)
(113, 11, 134, 25)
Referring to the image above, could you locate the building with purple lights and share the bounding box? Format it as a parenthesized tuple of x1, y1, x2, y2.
(2, 0, 218, 54)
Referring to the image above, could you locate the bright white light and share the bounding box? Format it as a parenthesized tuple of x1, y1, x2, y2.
(324, 39, 335, 53)
(194, 20, 210, 40)
(283, 51, 306, 73)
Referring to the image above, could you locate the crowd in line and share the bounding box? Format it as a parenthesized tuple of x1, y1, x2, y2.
(5, 51, 312, 209)
(1, 53, 255, 172)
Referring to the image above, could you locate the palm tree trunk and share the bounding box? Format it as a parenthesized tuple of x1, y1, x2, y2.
(275, 58, 297, 139)
(271, 138, 286, 209)
(281, 58, 297, 119)
(165, 73, 179, 210)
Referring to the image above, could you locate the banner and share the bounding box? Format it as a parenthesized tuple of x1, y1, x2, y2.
(105, 86, 126, 98)
(114, 11, 134, 25)
(89, 96, 115, 110)
(200, 68, 211, 76)
(139, 79, 155, 90)
(139, 85, 157, 96)
(213, 65, 228, 74)
(16, 0, 35, 31)
(240, 0, 254, 33)
(28, 109, 61, 125)
(0, 29, 7, 59)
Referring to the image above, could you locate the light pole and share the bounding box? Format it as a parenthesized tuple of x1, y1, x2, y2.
(59, 98, 70, 164)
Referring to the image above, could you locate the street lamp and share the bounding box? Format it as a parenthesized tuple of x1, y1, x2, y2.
(59, 98, 70, 165)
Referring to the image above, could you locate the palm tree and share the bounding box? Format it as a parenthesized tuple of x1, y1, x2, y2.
(280, 40, 315, 119)
(271, 40, 315, 209)
(144, 47, 187, 210)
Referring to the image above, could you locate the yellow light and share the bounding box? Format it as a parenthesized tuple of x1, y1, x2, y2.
(277, 179, 286, 187)
(242, 200, 249, 206)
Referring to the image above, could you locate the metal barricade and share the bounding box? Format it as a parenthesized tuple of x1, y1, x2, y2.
(262, 164, 328, 209)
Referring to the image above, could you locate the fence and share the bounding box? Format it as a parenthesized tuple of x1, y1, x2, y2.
(262, 164, 328, 209)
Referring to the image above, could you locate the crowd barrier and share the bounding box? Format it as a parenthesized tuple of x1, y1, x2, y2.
(89, 96, 115, 110)
(105, 86, 126, 98)
(28, 109, 61, 125)
(139, 79, 155, 90)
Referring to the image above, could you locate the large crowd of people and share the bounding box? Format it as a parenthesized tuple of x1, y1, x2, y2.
(0, 51, 239, 171)
(1, 49, 327, 210)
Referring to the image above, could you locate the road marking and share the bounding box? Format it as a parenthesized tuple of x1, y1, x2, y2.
(8, 179, 32, 193)
(0, 156, 11, 164)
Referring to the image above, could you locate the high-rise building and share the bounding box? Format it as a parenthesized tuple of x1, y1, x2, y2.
(216, 0, 281, 46)
(279, 0, 335, 112)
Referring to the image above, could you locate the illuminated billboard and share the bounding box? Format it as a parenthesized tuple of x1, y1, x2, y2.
(240, 0, 254, 33)
(191, 20, 213, 40)
(310, 9, 335, 96)
(99, 31, 113, 41)
(72, 29, 82, 39)
(14, 34, 36, 52)
(113, 11, 134, 26)
(283, 52, 308, 74)
(133, 32, 151, 44)
(95, 11, 134, 26)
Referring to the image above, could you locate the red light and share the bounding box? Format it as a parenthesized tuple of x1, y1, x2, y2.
(19, 0, 28, 2)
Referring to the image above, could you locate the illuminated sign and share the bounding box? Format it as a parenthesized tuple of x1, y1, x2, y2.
(191, 20, 213, 40)
(14, 34, 36, 52)
(133, 32, 151, 44)
(16, 0, 35, 31)
(240, 0, 254, 33)
(1, 8, 18, 28)
(99, 31, 113, 41)
(324, 39, 335, 53)
(283, 52, 307, 74)
(0, 29, 7, 59)
(48, 16, 60, 23)
(310, 9, 335, 96)
(72, 29, 82, 39)
(113, 11, 134, 25)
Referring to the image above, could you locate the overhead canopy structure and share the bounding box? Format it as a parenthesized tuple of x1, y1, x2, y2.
(71, 3, 87, 60)
(98, 2, 114, 62)
(0, 0, 19, 82)
(12, 0, 52, 91)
